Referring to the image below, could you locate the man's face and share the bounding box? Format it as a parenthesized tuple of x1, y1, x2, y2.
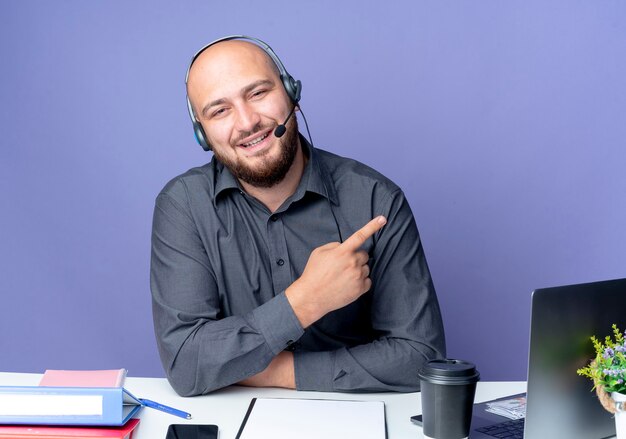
(187, 41, 298, 188)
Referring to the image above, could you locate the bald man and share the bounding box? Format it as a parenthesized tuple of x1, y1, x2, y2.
(150, 38, 446, 396)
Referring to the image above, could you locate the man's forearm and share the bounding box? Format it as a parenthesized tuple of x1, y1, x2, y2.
(294, 337, 444, 392)
(238, 351, 296, 389)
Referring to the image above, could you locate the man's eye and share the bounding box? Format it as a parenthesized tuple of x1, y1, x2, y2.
(251, 90, 267, 98)
(211, 108, 227, 118)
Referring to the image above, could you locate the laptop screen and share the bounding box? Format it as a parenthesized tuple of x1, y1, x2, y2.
(524, 277, 626, 439)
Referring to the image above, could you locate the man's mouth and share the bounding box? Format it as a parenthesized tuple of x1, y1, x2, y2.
(238, 131, 271, 148)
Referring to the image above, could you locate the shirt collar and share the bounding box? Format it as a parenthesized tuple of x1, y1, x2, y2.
(212, 159, 240, 206)
(212, 134, 338, 207)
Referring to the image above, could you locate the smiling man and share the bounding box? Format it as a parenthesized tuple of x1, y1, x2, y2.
(150, 37, 446, 396)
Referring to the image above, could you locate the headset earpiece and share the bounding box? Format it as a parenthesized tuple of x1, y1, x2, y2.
(186, 95, 212, 151)
(285, 77, 302, 104)
(193, 120, 211, 152)
(281, 74, 302, 104)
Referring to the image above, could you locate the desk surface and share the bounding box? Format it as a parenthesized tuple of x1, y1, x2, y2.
(0, 372, 526, 439)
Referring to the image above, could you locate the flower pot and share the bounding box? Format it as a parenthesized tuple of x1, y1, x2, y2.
(612, 392, 626, 439)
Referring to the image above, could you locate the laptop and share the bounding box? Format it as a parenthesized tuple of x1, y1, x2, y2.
(413, 277, 626, 438)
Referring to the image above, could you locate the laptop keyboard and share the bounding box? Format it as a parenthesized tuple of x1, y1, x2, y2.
(476, 418, 525, 438)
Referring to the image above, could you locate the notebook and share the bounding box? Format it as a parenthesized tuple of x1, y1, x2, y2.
(414, 277, 626, 439)
(0, 418, 139, 438)
(39, 369, 127, 388)
(236, 398, 386, 439)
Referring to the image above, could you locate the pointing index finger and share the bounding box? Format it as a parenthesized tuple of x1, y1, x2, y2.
(341, 216, 387, 251)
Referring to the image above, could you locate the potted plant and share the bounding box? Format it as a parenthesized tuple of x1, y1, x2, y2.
(577, 324, 626, 438)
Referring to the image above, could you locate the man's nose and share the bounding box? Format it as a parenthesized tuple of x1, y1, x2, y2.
(234, 103, 261, 133)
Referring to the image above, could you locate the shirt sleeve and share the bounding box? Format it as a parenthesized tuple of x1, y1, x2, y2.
(150, 190, 304, 396)
(293, 189, 446, 392)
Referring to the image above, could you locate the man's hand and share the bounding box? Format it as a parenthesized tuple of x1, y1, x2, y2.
(285, 216, 387, 328)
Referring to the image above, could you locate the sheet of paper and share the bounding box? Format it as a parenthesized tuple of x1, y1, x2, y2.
(237, 398, 385, 439)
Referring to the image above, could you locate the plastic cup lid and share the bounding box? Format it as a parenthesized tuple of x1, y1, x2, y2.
(418, 359, 480, 385)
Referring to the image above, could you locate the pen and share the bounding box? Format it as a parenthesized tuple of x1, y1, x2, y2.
(139, 398, 192, 420)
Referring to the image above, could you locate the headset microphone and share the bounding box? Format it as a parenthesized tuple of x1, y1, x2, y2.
(274, 105, 296, 138)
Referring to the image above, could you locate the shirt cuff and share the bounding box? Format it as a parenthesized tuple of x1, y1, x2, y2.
(293, 350, 336, 391)
(251, 291, 304, 355)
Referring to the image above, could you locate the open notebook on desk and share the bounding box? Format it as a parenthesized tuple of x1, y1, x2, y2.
(236, 397, 386, 439)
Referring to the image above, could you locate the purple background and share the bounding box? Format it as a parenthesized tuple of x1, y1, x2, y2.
(1, 1, 625, 381)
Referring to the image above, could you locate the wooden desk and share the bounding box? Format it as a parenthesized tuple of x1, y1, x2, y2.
(0, 372, 526, 439)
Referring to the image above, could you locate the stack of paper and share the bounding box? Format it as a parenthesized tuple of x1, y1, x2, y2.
(485, 396, 527, 420)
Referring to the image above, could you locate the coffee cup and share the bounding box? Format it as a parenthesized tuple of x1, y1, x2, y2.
(418, 359, 480, 439)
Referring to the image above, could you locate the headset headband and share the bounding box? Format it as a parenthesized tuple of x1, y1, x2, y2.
(185, 35, 289, 85)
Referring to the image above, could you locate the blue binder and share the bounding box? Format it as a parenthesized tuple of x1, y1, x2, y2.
(0, 386, 143, 426)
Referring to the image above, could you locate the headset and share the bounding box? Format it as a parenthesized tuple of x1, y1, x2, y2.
(185, 35, 302, 151)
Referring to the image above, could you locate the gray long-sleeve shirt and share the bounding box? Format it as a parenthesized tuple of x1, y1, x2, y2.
(150, 137, 446, 396)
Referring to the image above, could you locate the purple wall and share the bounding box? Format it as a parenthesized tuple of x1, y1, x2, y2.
(1, 1, 625, 381)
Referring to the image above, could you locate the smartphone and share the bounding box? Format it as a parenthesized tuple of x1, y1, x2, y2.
(165, 424, 218, 439)
(410, 414, 423, 426)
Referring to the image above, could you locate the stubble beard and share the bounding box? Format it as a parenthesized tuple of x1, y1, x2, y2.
(213, 118, 299, 189)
